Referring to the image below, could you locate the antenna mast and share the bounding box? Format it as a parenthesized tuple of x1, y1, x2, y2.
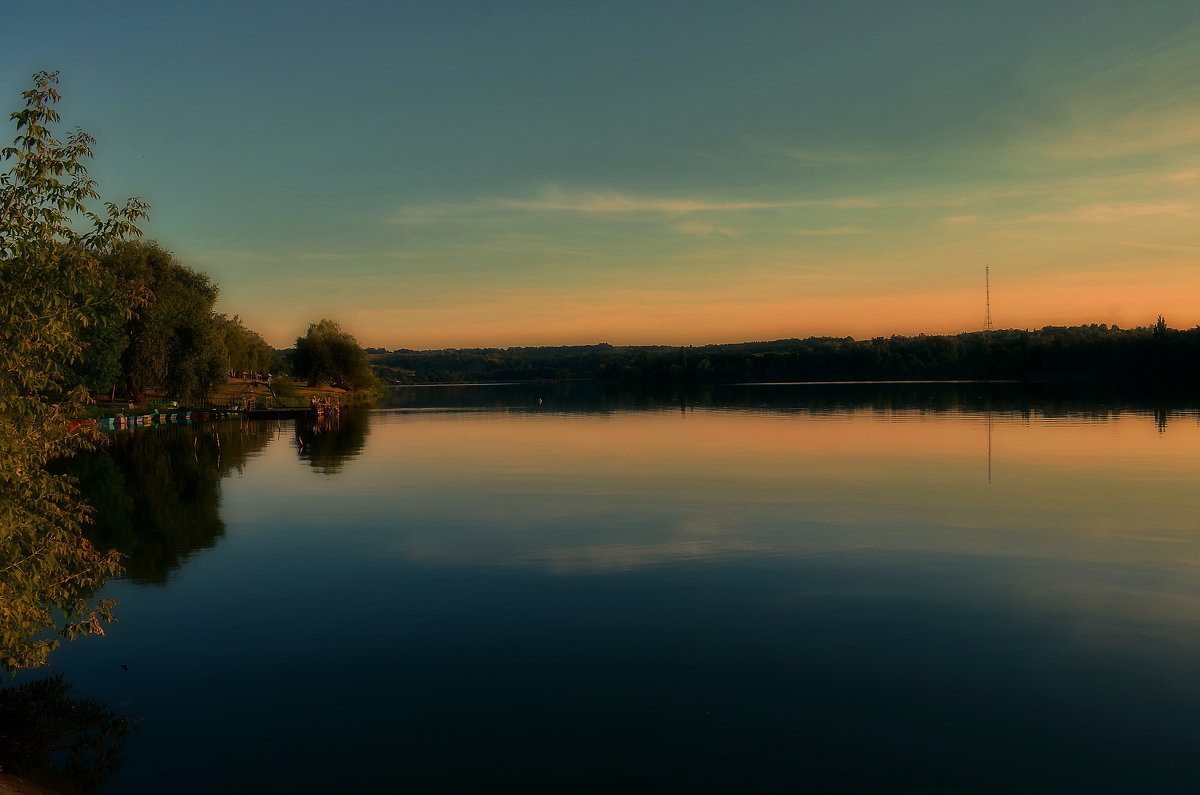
(985, 264, 992, 332)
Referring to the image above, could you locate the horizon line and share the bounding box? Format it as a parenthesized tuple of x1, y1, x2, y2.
(325, 319, 1179, 353)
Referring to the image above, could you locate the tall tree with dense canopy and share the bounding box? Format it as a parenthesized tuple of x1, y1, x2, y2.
(105, 241, 225, 402)
(219, 314, 278, 378)
(292, 319, 378, 390)
(0, 72, 147, 670)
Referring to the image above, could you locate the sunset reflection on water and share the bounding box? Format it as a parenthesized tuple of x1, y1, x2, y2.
(44, 388, 1200, 793)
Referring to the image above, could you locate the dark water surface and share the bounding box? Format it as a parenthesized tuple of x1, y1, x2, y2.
(29, 384, 1200, 792)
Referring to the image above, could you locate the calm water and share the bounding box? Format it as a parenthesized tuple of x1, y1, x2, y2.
(25, 384, 1200, 792)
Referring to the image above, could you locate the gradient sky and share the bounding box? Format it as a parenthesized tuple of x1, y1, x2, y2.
(5, 1, 1200, 348)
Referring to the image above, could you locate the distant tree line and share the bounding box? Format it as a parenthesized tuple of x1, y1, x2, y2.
(369, 322, 1200, 385)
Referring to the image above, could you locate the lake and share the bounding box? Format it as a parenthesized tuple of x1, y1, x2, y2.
(20, 382, 1200, 793)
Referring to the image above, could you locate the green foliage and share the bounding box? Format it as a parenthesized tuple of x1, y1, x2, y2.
(292, 318, 380, 390)
(271, 372, 299, 400)
(0, 73, 148, 263)
(220, 314, 276, 377)
(1, 71, 142, 671)
(64, 319, 128, 394)
(105, 241, 225, 401)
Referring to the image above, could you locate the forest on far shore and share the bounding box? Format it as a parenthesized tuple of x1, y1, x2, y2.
(366, 319, 1200, 385)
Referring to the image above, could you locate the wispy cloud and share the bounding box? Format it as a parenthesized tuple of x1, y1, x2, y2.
(674, 222, 741, 238)
(498, 187, 797, 215)
(389, 187, 895, 225)
(1011, 202, 1198, 224)
(1161, 167, 1200, 183)
(1033, 107, 1200, 161)
(1020, 30, 1200, 162)
(296, 252, 353, 262)
(942, 215, 981, 224)
(784, 148, 884, 166)
(790, 225, 869, 236)
(387, 202, 471, 225)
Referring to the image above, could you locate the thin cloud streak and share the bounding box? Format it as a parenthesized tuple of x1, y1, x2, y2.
(1161, 167, 1200, 183)
(783, 148, 886, 166)
(1018, 26, 1200, 162)
(387, 188, 901, 225)
(675, 222, 741, 238)
(791, 226, 869, 236)
(1010, 202, 1199, 224)
(499, 188, 798, 214)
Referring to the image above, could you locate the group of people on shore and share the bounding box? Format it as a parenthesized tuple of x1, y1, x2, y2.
(228, 370, 273, 383)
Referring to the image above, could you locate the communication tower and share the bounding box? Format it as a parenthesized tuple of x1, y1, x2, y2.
(985, 265, 992, 332)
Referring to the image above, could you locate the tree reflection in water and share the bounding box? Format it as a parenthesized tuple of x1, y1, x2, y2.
(0, 675, 130, 794)
(69, 420, 277, 585)
(295, 407, 370, 475)
(1, 420, 279, 791)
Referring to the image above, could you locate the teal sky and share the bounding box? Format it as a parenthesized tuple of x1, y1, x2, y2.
(6, 1, 1200, 347)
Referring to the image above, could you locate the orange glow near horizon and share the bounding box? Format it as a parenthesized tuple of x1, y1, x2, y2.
(246, 273, 1200, 350)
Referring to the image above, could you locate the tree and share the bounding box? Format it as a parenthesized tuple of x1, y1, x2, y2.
(105, 241, 225, 401)
(1, 71, 147, 670)
(219, 314, 278, 378)
(63, 318, 128, 396)
(292, 319, 378, 390)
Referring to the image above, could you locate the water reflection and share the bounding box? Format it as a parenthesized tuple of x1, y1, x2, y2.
(63, 412, 369, 588)
(40, 385, 1200, 793)
(294, 407, 370, 475)
(0, 675, 130, 794)
(361, 401, 1200, 576)
(383, 379, 1200, 424)
(70, 421, 277, 585)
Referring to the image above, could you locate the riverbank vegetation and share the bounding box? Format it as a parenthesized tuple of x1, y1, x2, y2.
(69, 243, 382, 405)
(0, 72, 371, 677)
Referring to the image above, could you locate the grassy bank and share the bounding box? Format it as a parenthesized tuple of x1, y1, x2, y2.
(85, 378, 376, 417)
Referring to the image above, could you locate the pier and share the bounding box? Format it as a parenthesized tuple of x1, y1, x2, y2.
(244, 395, 340, 420)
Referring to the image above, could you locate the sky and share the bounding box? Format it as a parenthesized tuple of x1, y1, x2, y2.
(5, 0, 1200, 349)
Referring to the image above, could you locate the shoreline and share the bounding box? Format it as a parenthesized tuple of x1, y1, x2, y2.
(83, 378, 368, 419)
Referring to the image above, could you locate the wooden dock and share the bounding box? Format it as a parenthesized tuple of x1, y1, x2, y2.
(244, 397, 341, 420)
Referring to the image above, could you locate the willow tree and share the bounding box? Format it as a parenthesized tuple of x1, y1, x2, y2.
(0, 72, 148, 670)
(293, 319, 378, 390)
